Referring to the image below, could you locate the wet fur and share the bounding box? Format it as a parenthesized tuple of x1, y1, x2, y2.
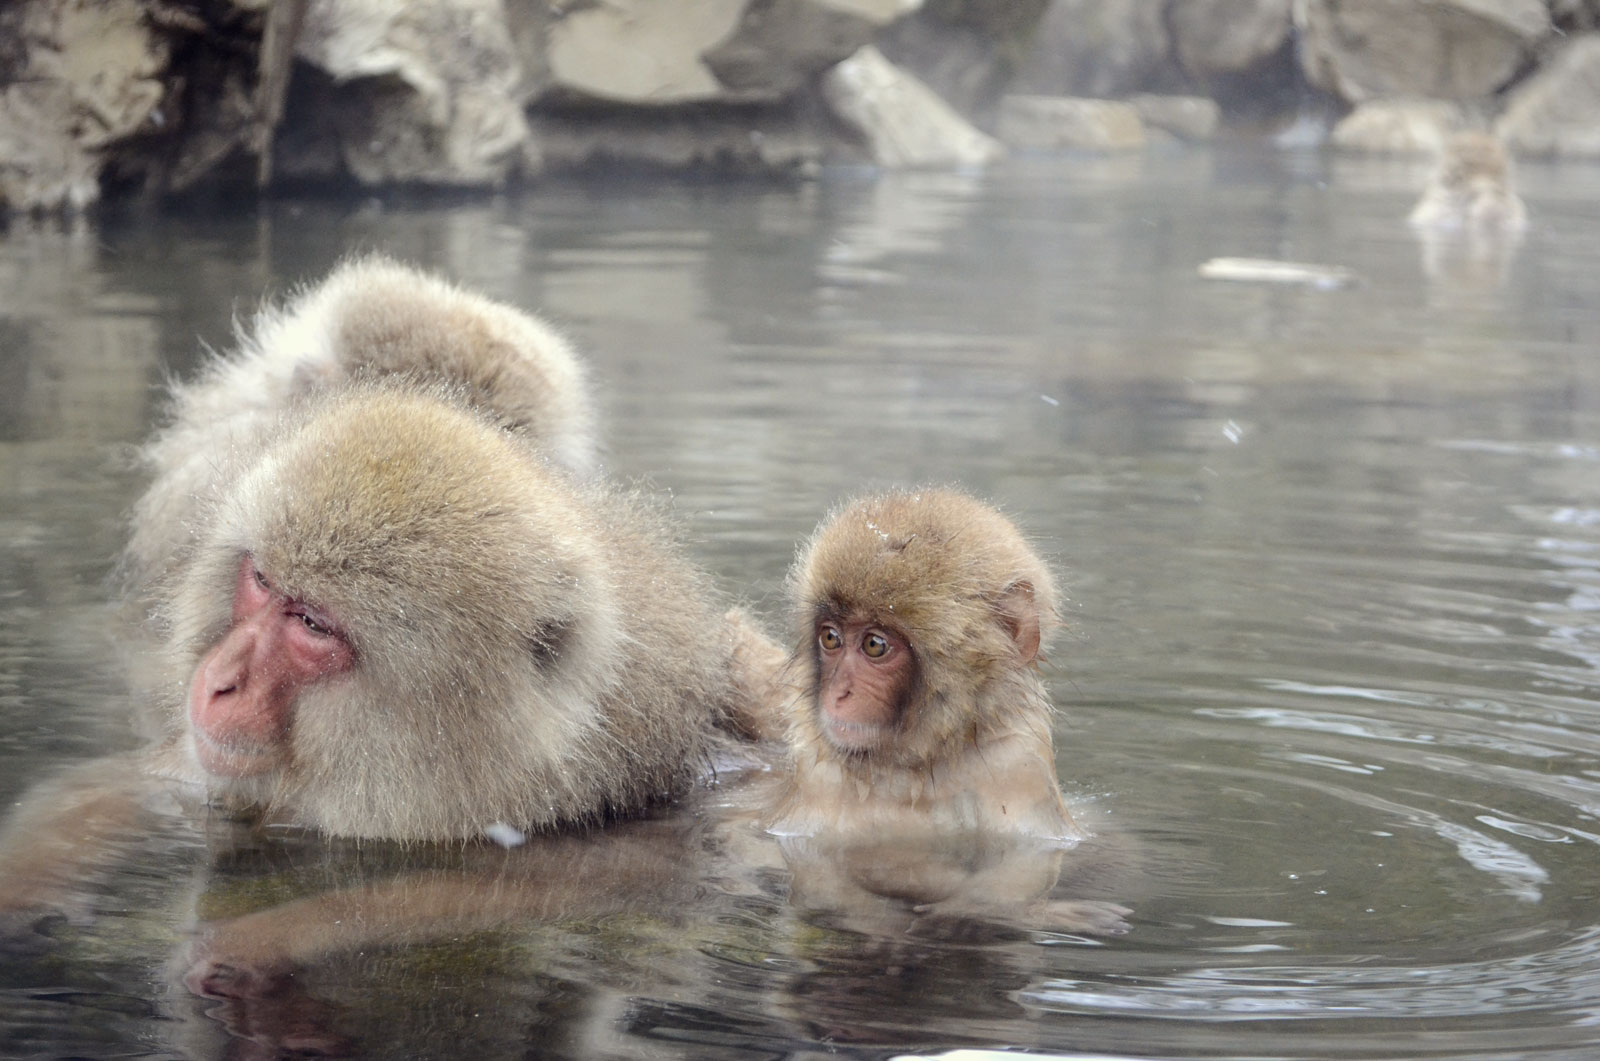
(142, 384, 739, 841)
(125, 256, 597, 596)
(1408, 132, 1527, 233)
(118, 259, 777, 842)
(769, 488, 1078, 842)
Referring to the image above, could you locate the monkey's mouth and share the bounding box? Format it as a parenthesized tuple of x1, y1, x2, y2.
(189, 730, 283, 779)
(821, 713, 889, 754)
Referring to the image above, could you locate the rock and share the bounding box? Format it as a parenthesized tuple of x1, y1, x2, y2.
(1498, 34, 1600, 157)
(1012, 0, 1170, 99)
(1296, 0, 1550, 103)
(0, 0, 169, 211)
(295, 0, 531, 186)
(546, 0, 744, 104)
(876, 0, 1050, 120)
(822, 46, 1002, 167)
(164, 64, 261, 193)
(996, 96, 1146, 152)
(1169, 0, 1291, 78)
(1329, 98, 1465, 154)
(529, 107, 824, 175)
(546, 0, 915, 105)
(704, 0, 921, 100)
(1130, 95, 1221, 141)
(0, 85, 101, 212)
(1553, 0, 1600, 32)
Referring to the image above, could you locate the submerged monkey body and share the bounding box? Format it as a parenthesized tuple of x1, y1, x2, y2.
(772, 725, 1073, 841)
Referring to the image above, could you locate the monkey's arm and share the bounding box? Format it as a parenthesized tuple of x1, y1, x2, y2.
(184, 832, 695, 979)
(719, 607, 794, 742)
(0, 753, 179, 914)
(186, 872, 545, 977)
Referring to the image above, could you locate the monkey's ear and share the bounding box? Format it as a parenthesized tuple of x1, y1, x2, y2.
(526, 617, 573, 669)
(994, 581, 1042, 664)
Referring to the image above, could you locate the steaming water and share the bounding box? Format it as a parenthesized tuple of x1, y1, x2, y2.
(4, 145, 1600, 1059)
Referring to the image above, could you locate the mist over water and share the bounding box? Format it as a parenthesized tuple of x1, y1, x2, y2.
(5, 145, 1600, 1058)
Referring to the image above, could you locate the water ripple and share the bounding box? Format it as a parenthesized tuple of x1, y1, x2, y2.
(1024, 926, 1600, 1021)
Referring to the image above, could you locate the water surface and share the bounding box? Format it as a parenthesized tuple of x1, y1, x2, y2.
(4, 145, 1600, 1058)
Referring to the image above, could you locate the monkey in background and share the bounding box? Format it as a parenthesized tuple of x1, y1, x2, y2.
(1408, 131, 1528, 233)
(762, 489, 1129, 933)
(0, 260, 783, 912)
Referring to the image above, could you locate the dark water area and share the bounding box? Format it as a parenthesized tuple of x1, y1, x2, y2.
(4, 144, 1600, 1058)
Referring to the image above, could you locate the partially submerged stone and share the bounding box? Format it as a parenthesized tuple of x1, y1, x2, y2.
(997, 95, 1146, 152)
(1330, 98, 1465, 155)
(1130, 94, 1220, 142)
(822, 46, 1002, 168)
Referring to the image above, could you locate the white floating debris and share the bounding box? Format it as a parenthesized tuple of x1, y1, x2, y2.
(1198, 256, 1355, 290)
(1041, 394, 1060, 407)
(484, 821, 527, 848)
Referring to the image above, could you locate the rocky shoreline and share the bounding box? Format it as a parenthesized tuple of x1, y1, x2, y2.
(4, 0, 1598, 214)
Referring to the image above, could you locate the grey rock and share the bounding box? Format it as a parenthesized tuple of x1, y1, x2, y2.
(1296, 0, 1550, 102)
(296, 0, 531, 186)
(1130, 94, 1221, 141)
(997, 95, 1146, 152)
(1497, 33, 1600, 157)
(1330, 98, 1466, 154)
(823, 46, 1002, 167)
(0, 0, 169, 211)
(1013, 0, 1170, 99)
(1170, 0, 1291, 77)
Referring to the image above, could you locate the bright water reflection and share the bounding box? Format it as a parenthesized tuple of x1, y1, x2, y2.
(5, 145, 1600, 1058)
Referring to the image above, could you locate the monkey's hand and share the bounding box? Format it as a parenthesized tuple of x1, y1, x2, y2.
(0, 754, 171, 916)
(720, 607, 794, 742)
(1040, 898, 1133, 937)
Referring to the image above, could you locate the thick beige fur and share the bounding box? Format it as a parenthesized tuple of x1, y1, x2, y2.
(769, 488, 1079, 842)
(143, 383, 737, 840)
(126, 256, 596, 593)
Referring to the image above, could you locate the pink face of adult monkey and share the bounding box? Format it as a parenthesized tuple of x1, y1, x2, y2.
(185, 555, 355, 779)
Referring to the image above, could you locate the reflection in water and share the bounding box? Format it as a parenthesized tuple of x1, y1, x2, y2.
(6, 147, 1600, 1056)
(1027, 924, 1600, 1020)
(1414, 223, 1524, 306)
(168, 814, 725, 1059)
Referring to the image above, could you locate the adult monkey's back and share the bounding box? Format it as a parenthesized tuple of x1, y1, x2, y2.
(126, 256, 598, 589)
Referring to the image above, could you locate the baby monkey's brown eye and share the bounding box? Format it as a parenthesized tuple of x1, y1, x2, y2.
(862, 632, 890, 658)
(819, 626, 843, 651)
